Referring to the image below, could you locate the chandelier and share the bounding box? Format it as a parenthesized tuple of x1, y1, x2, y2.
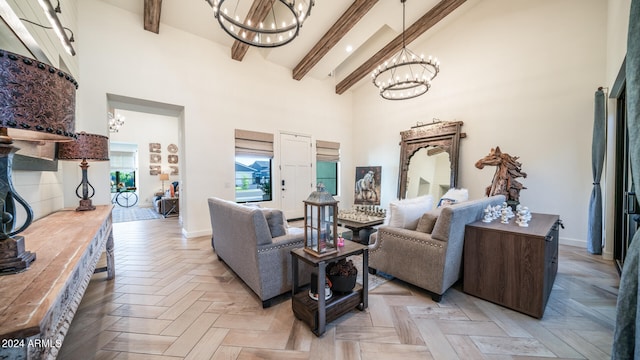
(108, 112, 125, 133)
(371, 0, 439, 100)
(207, 0, 314, 48)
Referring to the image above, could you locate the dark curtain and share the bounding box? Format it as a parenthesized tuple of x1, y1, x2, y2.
(613, 0, 640, 358)
(588, 89, 606, 254)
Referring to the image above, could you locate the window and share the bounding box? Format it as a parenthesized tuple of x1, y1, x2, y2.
(235, 129, 274, 203)
(110, 170, 136, 192)
(316, 140, 340, 196)
(317, 161, 337, 195)
(109, 149, 137, 193)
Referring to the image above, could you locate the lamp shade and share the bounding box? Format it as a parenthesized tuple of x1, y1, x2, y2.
(159, 173, 169, 181)
(58, 132, 109, 161)
(0, 50, 77, 141)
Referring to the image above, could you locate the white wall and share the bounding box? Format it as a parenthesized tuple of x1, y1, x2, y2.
(76, 0, 354, 237)
(352, 0, 608, 246)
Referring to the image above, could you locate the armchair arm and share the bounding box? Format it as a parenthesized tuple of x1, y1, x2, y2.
(370, 226, 448, 295)
(257, 233, 305, 253)
(256, 231, 309, 301)
(371, 226, 437, 249)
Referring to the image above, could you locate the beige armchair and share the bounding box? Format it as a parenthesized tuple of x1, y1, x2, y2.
(369, 195, 505, 301)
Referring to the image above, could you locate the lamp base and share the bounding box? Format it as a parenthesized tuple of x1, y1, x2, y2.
(0, 235, 37, 275)
(76, 199, 96, 211)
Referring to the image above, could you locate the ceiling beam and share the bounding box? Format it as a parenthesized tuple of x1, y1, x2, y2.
(144, 0, 162, 34)
(231, 0, 276, 61)
(335, 0, 466, 95)
(292, 0, 379, 81)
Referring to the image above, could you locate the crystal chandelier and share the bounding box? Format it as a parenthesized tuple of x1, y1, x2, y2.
(108, 112, 125, 133)
(207, 0, 314, 48)
(371, 0, 439, 100)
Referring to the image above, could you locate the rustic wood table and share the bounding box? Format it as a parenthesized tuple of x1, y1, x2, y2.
(291, 240, 368, 336)
(0, 205, 114, 359)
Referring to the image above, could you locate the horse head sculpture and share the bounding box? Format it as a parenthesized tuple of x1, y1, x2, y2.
(475, 146, 527, 202)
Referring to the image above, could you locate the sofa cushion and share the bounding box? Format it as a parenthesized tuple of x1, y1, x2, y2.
(388, 195, 433, 230)
(416, 211, 438, 233)
(262, 209, 287, 238)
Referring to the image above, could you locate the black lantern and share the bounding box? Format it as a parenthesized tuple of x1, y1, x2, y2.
(303, 184, 339, 257)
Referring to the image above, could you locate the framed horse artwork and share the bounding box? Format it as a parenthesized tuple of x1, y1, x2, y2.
(354, 166, 381, 205)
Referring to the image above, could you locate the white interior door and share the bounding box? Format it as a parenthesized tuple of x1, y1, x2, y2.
(280, 133, 312, 220)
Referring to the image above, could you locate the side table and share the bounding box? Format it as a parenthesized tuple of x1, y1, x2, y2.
(160, 197, 179, 218)
(463, 213, 561, 318)
(290, 240, 368, 336)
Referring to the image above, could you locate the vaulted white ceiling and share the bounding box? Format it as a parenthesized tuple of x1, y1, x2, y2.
(99, 0, 473, 92)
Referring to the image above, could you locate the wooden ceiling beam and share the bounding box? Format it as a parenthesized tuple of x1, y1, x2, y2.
(144, 0, 162, 34)
(231, 0, 276, 61)
(335, 0, 466, 95)
(292, 0, 379, 81)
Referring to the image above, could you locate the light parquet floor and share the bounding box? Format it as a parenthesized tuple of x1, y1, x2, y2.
(58, 217, 619, 360)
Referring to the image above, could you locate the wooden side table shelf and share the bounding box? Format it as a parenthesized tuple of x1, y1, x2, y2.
(463, 213, 561, 318)
(290, 240, 368, 336)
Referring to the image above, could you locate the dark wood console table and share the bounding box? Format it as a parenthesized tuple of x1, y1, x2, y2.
(0, 205, 114, 359)
(463, 213, 560, 318)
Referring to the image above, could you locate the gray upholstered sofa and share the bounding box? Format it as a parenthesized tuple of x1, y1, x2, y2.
(369, 195, 506, 302)
(207, 197, 309, 307)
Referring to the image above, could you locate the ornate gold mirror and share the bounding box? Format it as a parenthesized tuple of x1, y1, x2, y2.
(398, 121, 465, 201)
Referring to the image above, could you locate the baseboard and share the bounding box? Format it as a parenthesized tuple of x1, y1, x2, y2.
(559, 237, 586, 248)
(182, 228, 211, 239)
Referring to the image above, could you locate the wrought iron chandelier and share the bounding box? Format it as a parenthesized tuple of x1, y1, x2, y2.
(371, 0, 439, 100)
(108, 112, 125, 133)
(207, 0, 314, 48)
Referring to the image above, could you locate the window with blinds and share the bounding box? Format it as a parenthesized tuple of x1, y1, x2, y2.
(316, 140, 340, 196)
(110, 150, 137, 193)
(235, 129, 274, 203)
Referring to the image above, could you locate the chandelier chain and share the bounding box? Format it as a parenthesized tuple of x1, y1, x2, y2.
(370, 0, 440, 100)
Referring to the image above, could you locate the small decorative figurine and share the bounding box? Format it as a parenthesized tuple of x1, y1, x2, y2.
(501, 208, 510, 224)
(482, 206, 493, 223)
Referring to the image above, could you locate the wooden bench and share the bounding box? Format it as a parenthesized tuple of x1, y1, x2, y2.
(0, 205, 114, 359)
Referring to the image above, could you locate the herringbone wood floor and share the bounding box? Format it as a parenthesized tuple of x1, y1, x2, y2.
(58, 217, 618, 359)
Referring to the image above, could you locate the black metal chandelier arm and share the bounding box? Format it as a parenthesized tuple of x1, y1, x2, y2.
(217, 11, 299, 34)
(208, 0, 314, 48)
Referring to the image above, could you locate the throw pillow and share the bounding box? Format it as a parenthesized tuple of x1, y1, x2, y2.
(437, 188, 469, 207)
(416, 211, 438, 233)
(262, 209, 287, 238)
(437, 197, 456, 207)
(388, 194, 433, 230)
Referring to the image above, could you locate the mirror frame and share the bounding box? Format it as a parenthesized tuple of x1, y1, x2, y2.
(397, 121, 465, 199)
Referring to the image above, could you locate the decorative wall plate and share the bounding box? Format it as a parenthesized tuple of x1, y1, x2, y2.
(168, 143, 178, 153)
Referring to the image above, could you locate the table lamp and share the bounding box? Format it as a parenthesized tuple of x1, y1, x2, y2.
(159, 173, 169, 193)
(57, 132, 110, 211)
(0, 49, 78, 274)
